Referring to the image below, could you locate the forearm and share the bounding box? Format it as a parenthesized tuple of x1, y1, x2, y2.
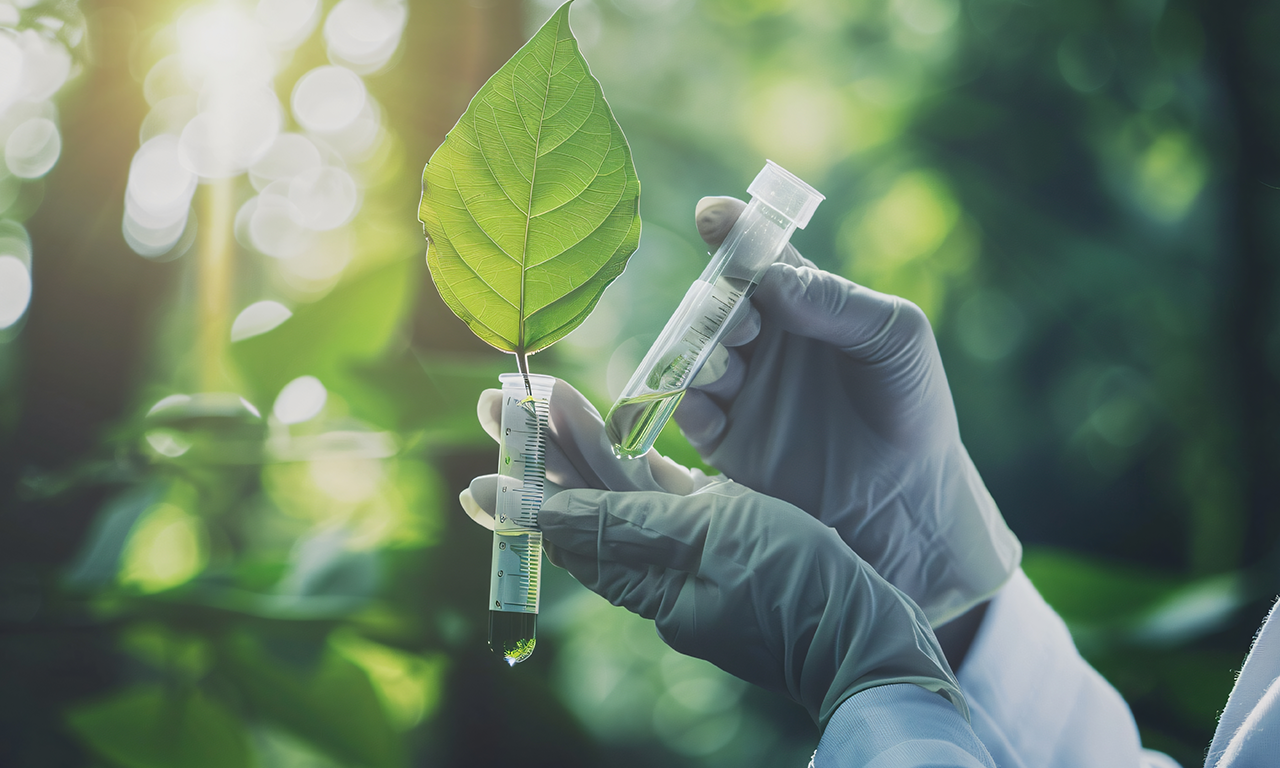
(957, 569, 1147, 768)
(814, 684, 995, 768)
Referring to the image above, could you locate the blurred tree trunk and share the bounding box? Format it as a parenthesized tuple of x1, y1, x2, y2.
(1, 0, 170, 539)
(0, 2, 171, 766)
(396, 0, 528, 356)
(1195, 0, 1280, 568)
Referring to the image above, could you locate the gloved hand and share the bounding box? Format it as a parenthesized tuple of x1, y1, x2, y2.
(459, 377, 719, 531)
(467, 472, 967, 730)
(674, 197, 1021, 625)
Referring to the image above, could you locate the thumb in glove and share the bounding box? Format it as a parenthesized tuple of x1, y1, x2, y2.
(540, 482, 968, 730)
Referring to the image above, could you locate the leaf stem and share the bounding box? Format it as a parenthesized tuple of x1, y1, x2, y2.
(516, 351, 532, 397)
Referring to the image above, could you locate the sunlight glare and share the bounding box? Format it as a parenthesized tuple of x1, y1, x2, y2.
(176, 3, 274, 87)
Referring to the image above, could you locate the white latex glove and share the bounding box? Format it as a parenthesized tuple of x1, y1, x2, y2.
(674, 196, 1021, 626)
(469, 471, 968, 730)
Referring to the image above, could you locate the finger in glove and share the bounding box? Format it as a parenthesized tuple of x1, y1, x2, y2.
(477, 380, 703, 495)
(753, 262, 932, 364)
(540, 488, 706, 574)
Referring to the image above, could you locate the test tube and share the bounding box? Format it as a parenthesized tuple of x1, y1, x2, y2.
(605, 161, 824, 459)
(488, 373, 555, 665)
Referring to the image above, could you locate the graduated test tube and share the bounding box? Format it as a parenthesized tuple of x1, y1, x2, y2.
(488, 373, 554, 665)
(605, 161, 824, 459)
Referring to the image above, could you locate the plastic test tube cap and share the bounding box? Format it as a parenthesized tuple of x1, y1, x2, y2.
(747, 160, 826, 229)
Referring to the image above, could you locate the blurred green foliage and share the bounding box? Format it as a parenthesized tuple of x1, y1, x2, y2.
(1, 0, 1277, 767)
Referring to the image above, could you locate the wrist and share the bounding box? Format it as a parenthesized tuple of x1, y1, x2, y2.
(932, 599, 990, 672)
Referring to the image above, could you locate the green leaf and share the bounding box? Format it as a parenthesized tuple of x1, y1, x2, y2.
(66, 685, 252, 768)
(230, 259, 416, 425)
(418, 0, 641, 360)
(222, 633, 404, 768)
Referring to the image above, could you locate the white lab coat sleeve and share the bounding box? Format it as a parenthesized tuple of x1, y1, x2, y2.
(1206, 597, 1280, 768)
(814, 683, 996, 767)
(956, 568, 1149, 768)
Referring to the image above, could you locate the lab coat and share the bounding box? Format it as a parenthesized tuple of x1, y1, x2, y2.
(816, 571, 1280, 767)
(1204, 597, 1280, 766)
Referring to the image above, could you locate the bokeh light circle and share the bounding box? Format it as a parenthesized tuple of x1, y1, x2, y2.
(179, 87, 281, 178)
(0, 255, 32, 329)
(289, 166, 358, 230)
(273, 375, 327, 424)
(128, 135, 197, 220)
(139, 95, 198, 143)
(250, 132, 322, 189)
(123, 207, 190, 257)
(315, 99, 382, 158)
(257, 0, 320, 49)
(231, 300, 292, 341)
(17, 29, 72, 102)
(279, 224, 351, 286)
(292, 66, 366, 133)
(4, 117, 61, 178)
(0, 220, 32, 267)
(249, 186, 311, 258)
(143, 56, 187, 106)
(324, 0, 407, 73)
(0, 34, 23, 108)
(176, 3, 274, 86)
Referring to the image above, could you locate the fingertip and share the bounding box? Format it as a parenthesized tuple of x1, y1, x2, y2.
(674, 389, 727, 453)
(755, 261, 807, 301)
(459, 487, 495, 531)
(477, 388, 502, 442)
(690, 346, 745, 403)
(754, 263, 901, 353)
(645, 450, 697, 496)
(694, 196, 746, 248)
(720, 304, 760, 347)
(690, 343, 730, 388)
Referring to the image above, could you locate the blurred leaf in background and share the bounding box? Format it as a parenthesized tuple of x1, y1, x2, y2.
(0, 0, 1277, 767)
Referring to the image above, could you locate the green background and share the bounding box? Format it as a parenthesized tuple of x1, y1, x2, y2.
(1, 0, 1278, 766)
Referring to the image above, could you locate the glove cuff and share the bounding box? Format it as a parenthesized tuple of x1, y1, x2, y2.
(818, 570, 969, 730)
(917, 444, 1022, 627)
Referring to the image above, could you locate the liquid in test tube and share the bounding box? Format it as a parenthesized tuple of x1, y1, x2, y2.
(488, 373, 554, 665)
(605, 161, 824, 459)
